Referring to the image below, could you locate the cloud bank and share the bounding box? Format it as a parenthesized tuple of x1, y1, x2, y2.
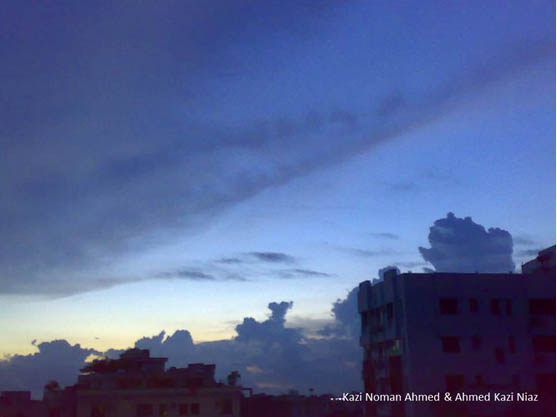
(0, 297, 361, 398)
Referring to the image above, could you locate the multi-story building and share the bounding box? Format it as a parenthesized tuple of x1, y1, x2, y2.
(0, 390, 46, 417)
(358, 246, 555, 417)
(41, 349, 245, 417)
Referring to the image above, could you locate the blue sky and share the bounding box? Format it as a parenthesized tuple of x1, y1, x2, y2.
(0, 0, 555, 392)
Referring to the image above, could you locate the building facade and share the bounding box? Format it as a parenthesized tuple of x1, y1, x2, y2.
(358, 247, 555, 417)
(32, 349, 244, 417)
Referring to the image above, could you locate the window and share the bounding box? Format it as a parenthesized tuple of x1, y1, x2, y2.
(136, 404, 153, 417)
(532, 336, 556, 353)
(91, 407, 105, 417)
(361, 312, 368, 329)
(221, 399, 233, 415)
(440, 298, 458, 315)
(386, 303, 394, 321)
(495, 348, 505, 364)
(191, 403, 200, 416)
(474, 375, 483, 386)
(468, 298, 478, 313)
(160, 404, 168, 417)
(490, 299, 501, 315)
(512, 375, 520, 386)
(529, 299, 556, 315)
(536, 373, 556, 393)
(445, 374, 464, 392)
(508, 336, 516, 353)
(179, 404, 189, 416)
(505, 299, 512, 316)
(441, 337, 460, 353)
(472, 336, 481, 350)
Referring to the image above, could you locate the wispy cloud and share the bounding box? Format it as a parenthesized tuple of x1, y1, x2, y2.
(337, 247, 396, 258)
(273, 269, 332, 279)
(369, 232, 399, 240)
(248, 252, 296, 264)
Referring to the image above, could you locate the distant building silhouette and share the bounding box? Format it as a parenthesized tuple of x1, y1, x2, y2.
(1, 349, 245, 417)
(358, 246, 555, 417)
(0, 347, 364, 417)
(0, 390, 46, 417)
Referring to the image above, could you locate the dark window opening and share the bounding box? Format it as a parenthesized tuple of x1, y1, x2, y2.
(472, 336, 481, 350)
(191, 403, 200, 416)
(468, 298, 479, 313)
(508, 336, 516, 353)
(536, 373, 556, 393)
(91, 407, 105, 417)
(512, 375, 520, 386)
(221, 399, 233, 415)
(490, 299, 501, 315)
(475, 375, 483, 386)
(361, 312, 368, 330)
(495, 348, 505, 364)
(440, 298, 458, 315)
(179, 404, 189, 416)
(445, 374, 464, 392)
(441, 337, 460, 353)
(386, 303, 394, 321)
(529, 299, 556, 315)
(532, 336, 556, 353)
(505, 299, 512, 316)
(160, 404, 168, 417)
(137, 404, 153, 417)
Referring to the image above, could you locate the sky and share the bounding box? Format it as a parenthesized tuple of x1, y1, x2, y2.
(0, 0, 555, 396)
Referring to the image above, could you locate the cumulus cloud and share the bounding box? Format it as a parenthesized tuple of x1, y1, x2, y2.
(0, 340, 98, 397)
(0, 299, 361, 397)
(419, 212, 515, 272)
(318, 287, 359, 340)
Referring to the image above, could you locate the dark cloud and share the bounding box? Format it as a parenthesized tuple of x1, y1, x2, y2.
(290, 269, 332, 277)
(0, 340, 98, 398)
(319, 287, 359, 340)
(0, 0, 553, 295)
(155, 269, 216, 281)
(248, 252, 296, 264)
(274, 269, 332, 279)
(419, 212, 515, 273)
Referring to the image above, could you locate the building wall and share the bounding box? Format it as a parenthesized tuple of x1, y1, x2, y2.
(359, 268, 555, 417)
(75, 387, 242, 417)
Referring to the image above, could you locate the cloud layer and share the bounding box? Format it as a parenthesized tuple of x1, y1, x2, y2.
(0, 1, 553, 295)
(0, 296, 361, 398)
